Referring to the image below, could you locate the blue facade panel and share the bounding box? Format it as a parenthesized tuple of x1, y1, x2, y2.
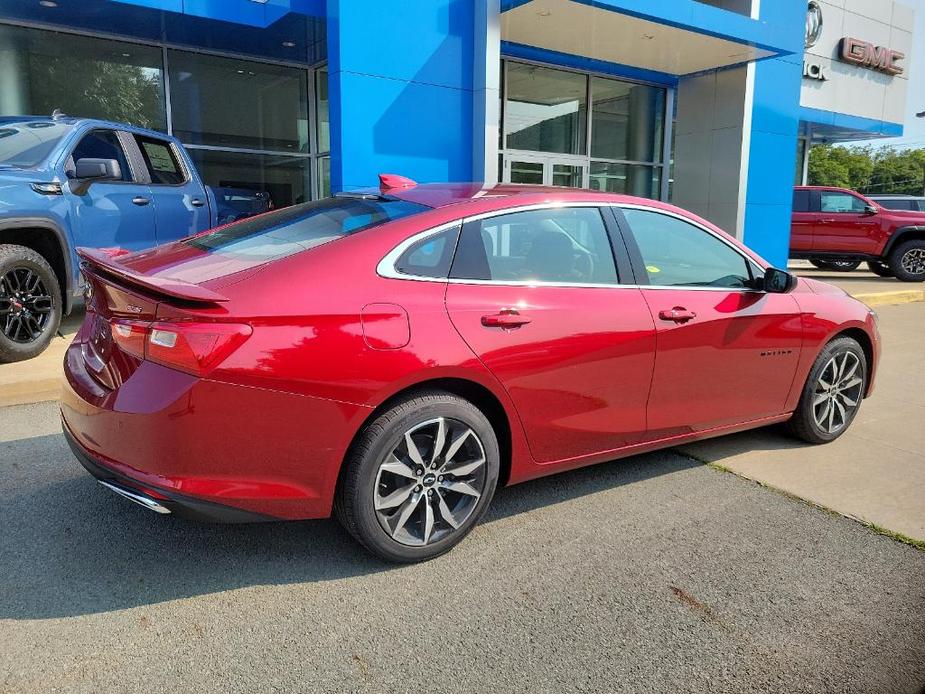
(740, 0, 803, 268)
(326, 0, 478, 192)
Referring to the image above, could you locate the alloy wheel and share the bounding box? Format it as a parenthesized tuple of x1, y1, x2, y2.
(900, 248, 925, 276)
(373, 417, 487, 547)
(0, 267, 54, 343)
(812, 351, 864, 435)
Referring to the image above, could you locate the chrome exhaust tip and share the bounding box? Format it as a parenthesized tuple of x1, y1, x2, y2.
(98, 480, 172, 514)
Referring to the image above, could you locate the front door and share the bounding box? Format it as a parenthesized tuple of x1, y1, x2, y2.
(617, 207, 803, 439)
(814, 189, 881, 255)
(503, 154, 587, 188)
(444, 205, 656, 464)
(65, 129, 157, 251)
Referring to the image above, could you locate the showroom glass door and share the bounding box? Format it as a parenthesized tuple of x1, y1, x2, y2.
(503, 154, 587, 188)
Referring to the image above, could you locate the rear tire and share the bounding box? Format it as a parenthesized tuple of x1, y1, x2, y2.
(0, 244, 62, 363)
(787, 336, 867, 445)
(888, 239, 925, 282)
(867, 261, 894, 278)
(335, 391, 500, 563)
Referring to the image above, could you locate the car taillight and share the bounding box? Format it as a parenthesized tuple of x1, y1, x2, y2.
(109, 319, 252, 376)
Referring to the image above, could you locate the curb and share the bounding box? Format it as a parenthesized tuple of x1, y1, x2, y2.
(853, 289, 925, 308)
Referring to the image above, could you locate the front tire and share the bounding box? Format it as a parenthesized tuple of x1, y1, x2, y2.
(0, 244, 62, 363)
(787, 336, 867, 444)
(827, 260, 861, 272)
(335, 391, 500, 563)
(889, 239, 925, 282)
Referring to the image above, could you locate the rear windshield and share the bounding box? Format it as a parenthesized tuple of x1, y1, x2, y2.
(187, 196, 430, 261)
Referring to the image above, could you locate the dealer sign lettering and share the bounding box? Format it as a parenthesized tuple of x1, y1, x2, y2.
(840, 37, 905, 76)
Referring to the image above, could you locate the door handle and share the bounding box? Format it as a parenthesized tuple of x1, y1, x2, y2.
(481, 310, 532, 329)
(190, 198, 205, 207)
(131, 196, 150, 206)
(658, 307, 697, 323)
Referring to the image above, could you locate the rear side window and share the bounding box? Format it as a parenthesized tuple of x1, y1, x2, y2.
(135, 135, 185, 185)
(792, 189, 810, 212)
(70, 129, 132, 181)
(622, 209, 752, 288)
(395, 226, 459, 278)
(450, 207, 618, 284)
(188, 196, 430, 262)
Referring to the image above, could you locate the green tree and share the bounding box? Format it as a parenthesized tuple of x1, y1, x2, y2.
(808, 144, 925, 196)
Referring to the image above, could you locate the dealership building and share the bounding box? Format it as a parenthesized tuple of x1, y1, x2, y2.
(0, 0, 914, 266)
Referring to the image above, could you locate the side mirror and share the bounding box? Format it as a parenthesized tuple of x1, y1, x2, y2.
(71, 158, 121, 195)
(863, 204, 878, 216)
(762, 267, 796, 294)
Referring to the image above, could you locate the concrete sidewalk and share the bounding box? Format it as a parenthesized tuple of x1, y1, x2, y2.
(0, 313, 82, 408)
(680, 301, 925, 544)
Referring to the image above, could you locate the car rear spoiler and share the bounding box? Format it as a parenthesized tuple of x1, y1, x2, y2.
(77, 247, 229, 303)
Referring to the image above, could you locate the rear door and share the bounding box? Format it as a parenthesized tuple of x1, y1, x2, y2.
(131, 134, 211, 243)
(444, 205, 656, 464)
(65, 128, 156, 251)
(814, 189, 880, 254)
(617, 206, 803, 439)
(790, 189, 815, 252)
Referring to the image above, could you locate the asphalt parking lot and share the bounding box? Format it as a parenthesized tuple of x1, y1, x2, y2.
(1, 402, 923, 693)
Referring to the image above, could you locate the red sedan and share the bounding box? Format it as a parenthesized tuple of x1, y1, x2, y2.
(62, 176, 880, 562)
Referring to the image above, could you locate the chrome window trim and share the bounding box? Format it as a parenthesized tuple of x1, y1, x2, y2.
(377, 201, 768, 293)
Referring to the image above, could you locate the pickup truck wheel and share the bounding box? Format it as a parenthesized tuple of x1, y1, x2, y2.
(0, 244, 62, 363)
(809, 259, 831, 270)
(867, 261, 894, 278)
(890, 240, 925, 282)
(827, 260, 861, 272)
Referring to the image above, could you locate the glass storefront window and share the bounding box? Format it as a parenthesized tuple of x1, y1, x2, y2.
(590, 77, 664, 163)
(316, 68, 329, 153)
(0, 25, 166, 130)
(589, 162, 661, 198)
(168, 50, 310, 153)
(504, 63, 587, 155)
(317, 156, 331, 198)
(188, 149, 311, 212)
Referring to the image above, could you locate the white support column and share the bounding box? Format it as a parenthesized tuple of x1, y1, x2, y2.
(473, 0, 501, 184)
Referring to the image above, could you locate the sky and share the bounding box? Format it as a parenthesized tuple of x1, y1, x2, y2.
(847, 0, 925, 149)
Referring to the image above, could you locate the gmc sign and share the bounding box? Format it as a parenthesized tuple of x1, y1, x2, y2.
(840, 37, 905, 76)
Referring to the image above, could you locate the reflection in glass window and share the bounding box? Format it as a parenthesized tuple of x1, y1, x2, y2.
(168, 50, 309, 152)
(623, 209, 751, 288)
(0, 25, 165, 130)
(589, 162, 661, 199)
(317, 156, 331, 199)
(316, 68, 329, 153)
(451, 208, 618, 284)
(820, 192, 866, 213)
(590, 77, 664, 163)
(504, 63, 587, 155)
(188, 148, 311, 214)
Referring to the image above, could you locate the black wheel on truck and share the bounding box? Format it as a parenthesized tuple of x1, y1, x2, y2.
(0, 244, 62, 363)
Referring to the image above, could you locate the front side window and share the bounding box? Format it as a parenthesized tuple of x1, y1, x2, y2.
(450, 207, 618, 285)
(820, 191, 867, 213)
(70, 130, 132, 181)
(622, 209, 752, 288)
(134, 135, 185, 185)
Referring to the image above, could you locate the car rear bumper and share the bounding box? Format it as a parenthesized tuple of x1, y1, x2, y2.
(61, 340, 371, 522)
(64, 423, 274, 522)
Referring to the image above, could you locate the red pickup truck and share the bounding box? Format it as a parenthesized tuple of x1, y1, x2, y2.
(790, 186, 925, 282)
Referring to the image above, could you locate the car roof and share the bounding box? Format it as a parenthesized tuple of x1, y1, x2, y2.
(358, 181, 676, 211)
(0, 115, 172, 140)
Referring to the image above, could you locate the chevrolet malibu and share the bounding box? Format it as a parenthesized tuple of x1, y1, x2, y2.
(62, 176, 880, 563)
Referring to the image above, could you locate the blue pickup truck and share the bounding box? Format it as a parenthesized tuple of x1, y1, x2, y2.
(0, 115, 269, 362)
